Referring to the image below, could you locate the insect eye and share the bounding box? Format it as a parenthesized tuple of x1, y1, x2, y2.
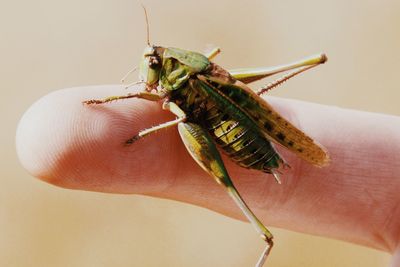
(148, 56, 160, 68)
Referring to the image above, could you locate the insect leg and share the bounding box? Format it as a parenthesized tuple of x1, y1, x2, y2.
(125, 101, 186, 144)
(83, 91, 163, 105)
(229, 53, 327, 84)
(204, 47, 221, 60)
(178, 122, 273, 267)
(256, 63, 320, 96)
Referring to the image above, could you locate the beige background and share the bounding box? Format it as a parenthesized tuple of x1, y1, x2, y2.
(2, 0, 399, 266)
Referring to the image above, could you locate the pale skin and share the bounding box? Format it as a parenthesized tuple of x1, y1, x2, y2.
(16, 85, 400, 266)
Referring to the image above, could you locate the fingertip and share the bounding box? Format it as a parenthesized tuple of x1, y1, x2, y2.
(16, 85, 177, 192)
(16, 87, 78, 184)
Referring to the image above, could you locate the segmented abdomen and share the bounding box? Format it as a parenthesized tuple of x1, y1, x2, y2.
(171, 81, 283, 173)
(205, 108, 282, 171)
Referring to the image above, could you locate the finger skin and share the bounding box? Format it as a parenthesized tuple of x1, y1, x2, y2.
(16, 85, 400, 256)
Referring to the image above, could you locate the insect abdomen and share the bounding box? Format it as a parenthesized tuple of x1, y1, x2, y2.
(171, 81, 283, 173)
(204, 107, 282, 172)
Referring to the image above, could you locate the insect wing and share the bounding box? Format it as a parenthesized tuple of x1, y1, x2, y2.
(201, 74, 329, 167)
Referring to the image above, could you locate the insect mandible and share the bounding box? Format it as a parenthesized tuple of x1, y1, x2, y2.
(83, 7, 329, 267)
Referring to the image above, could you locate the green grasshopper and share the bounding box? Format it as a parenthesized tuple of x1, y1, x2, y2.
(84, 8, 329, 267)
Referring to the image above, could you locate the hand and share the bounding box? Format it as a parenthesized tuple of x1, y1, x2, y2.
(16, 85, 400, 264)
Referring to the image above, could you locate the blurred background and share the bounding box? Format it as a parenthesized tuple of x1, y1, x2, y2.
(1, 0, 399, 266)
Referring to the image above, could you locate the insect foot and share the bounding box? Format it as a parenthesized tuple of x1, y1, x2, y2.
(82, 99, 105, 105)
(83, 95, 125, 105)
(124, 135, 141, 146)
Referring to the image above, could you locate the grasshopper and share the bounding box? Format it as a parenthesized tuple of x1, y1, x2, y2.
(83, 8, 329, 267)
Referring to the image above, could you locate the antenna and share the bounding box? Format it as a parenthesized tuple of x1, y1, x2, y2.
(141, 4, 150, 45)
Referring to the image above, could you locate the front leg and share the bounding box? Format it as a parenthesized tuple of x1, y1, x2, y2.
(83, 91, 164, 105)
(125, 101, 187, 145)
